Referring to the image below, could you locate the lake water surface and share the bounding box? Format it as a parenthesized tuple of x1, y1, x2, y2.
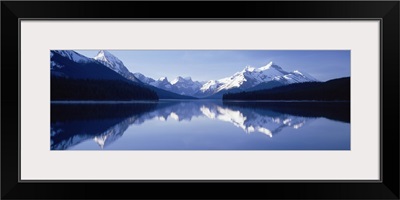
(51, 100, 350, 150)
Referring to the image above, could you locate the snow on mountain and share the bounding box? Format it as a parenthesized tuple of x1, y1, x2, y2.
(51, 50, 141, 82)
(134, 73, 156, 84)
(171, 76, 192, 84)
(54, 50, 319, 98)
(199, 62, 318, 96)
(200, 80, 220, 93)
(51, 50, 90, 70)
(153, 77, 173, 89)
(94, 50, 140, 83)
(133, 62, 318, 98)
(94, 50, 130, 74)
(170, 76, 203, 96)
(133, 73, 203, 96)
(52, 50, 92, 63)
(134, 73, 178, 93)
(158, 77, 169, 82)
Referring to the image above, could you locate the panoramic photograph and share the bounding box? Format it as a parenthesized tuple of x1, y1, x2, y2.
(50, 50, 350, 150)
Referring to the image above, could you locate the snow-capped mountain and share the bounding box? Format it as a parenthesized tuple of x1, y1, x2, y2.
(198, 62, 319, 97)
(134, 74, 203, 96)
(170, 76, 203, 96)
(154, 77, 173, 89)
(50, 50, 91, 70)
(50, 50, 137, 82)
(51, 50, 92, 63)
(51, 50, 319, 99)
(134, 61, 318, 98)
(94, 50, 140, 83)
(134, 75, 174, 91)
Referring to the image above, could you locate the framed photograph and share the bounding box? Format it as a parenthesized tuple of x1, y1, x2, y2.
(2, 1, 399, 199)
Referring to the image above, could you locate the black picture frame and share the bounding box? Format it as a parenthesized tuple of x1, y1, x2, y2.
(1, 1, 399, 199)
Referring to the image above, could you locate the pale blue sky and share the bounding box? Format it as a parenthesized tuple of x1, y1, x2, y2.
(75, 50, 350, 82)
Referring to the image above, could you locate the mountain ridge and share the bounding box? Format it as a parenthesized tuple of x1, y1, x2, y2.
(89, 50, 319, 98)
(223, 77, 350, 101)
(51, 50, 324, 99)
(94, 50, 141, 83)
(134, 61, 319, 98)
(50, 50, 194, 100)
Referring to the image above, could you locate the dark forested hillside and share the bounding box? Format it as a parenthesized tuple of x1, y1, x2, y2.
(51, 77, 158, 101)
(223, 77, 350, 101)
(51, 51, 132, 82)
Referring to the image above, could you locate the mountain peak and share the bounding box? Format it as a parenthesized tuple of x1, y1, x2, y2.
(94, 50, 117, 62)
(243, 65, 256, 72)
(258, 62, 286, 72)
(93, 50, 140, 82)
(171, 76, 193, 85)
(258, 61, 275, 70)
(94, 50, 131, 74)
(159, 77, 168, 82)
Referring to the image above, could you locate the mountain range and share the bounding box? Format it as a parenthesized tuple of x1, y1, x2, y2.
(51, 50, 194, 100)
(51, 50, 320, 100)
(134, 60, 319, 98)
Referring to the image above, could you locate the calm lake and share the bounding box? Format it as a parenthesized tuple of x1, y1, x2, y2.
(51, 100, 350, 150)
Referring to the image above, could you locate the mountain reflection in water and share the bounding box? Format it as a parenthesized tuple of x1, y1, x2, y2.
(51, 100, 350, 150)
